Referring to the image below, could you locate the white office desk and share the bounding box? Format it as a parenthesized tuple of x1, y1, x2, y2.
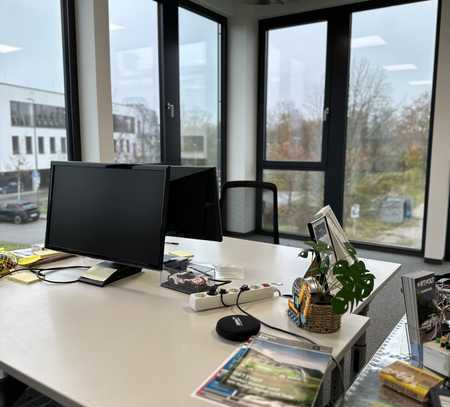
(0, 237, 400, 407)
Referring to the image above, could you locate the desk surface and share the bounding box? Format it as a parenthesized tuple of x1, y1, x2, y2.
(0, 237, 400, 407)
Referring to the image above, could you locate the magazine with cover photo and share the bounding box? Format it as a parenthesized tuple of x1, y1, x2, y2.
(193, 333, 332, 407)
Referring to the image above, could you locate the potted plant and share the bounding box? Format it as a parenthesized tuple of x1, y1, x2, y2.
(287, 241, 375, 333)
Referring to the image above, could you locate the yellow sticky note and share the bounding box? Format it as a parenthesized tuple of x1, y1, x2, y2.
(169, 250, 194, 258)
(33, 249, 59, 257)
(8, 271, 40, 284)
(18, 255, 41, 266)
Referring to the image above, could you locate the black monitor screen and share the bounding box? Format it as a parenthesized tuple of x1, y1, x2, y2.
(45, 162, 169, 269)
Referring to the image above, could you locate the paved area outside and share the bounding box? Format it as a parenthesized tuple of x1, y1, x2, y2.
(0, 219, 46, 245)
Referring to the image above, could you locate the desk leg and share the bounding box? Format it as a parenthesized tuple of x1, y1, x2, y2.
(0, 373, 26, 407)
(352, 305, 369, 381)
(330, 358, 345, 405)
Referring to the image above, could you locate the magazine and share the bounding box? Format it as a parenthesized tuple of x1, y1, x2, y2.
(193, 333, 331, 407)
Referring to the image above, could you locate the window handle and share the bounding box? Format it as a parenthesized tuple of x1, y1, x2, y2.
(323, 107, 330, 122)
(166, 102, 175, 119)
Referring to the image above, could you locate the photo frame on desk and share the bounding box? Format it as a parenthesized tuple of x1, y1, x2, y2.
(308, 216, 337, 265)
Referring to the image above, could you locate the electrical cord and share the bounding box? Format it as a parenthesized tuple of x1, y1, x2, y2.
(234, 286, 345, 405)
(0, 269, 16, 280)
(21, 265, 90, 284)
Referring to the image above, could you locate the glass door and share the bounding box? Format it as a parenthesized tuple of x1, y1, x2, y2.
(260, 20, 329, 235)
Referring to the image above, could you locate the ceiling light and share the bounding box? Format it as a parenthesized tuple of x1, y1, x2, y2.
(0, 44, 21, 54)
(409, 80, 432, 86)
(110, 23, 125, 32)
(351, 35, 386, 49)
(383, 64, 417, 71)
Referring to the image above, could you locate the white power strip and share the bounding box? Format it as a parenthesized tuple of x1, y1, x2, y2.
(189, 284, 276, 311)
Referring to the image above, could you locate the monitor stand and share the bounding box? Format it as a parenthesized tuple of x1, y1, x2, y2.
(79, 261, 142, 287)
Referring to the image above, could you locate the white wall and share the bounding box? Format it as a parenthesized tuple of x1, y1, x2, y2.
(75, 0, 114, 162)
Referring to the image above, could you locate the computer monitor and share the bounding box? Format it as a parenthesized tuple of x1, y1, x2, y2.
(45, 162, 170, 283)
(165, 166, 222, 242)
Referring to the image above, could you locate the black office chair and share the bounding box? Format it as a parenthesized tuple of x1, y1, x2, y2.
(220, 180, 279, 244)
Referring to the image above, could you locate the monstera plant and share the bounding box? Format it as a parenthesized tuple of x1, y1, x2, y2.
(299, 241, 375, 315)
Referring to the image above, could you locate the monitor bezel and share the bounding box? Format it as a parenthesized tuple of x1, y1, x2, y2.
(45, 161, 170, 270)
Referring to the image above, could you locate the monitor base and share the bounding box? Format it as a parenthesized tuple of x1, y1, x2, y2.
(79, 261, 142, 287)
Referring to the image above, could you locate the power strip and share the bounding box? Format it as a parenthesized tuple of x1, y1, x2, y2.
(189, 283, 276, 311)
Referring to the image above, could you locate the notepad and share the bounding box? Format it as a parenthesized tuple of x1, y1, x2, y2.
(80, 264, 117, 283)
(8, 271, 40, 284)
(169, 250, 194, 258)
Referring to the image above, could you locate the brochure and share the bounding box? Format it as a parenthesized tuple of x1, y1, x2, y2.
(193, 333, 331, 407)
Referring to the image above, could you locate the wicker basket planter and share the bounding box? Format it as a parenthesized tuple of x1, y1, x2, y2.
(303, 302, 341, 334)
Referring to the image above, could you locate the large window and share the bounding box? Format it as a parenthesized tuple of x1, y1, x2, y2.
(343, 1, 438, 249)
(258, 0, 439, 251)
(0, 0, 77, 250)
(179, 6, 224, 177)
(262, 21, 328, 235)
(108, 0, 161, 164)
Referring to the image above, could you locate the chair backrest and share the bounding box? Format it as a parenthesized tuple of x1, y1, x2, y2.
(220, 180, 279, 244)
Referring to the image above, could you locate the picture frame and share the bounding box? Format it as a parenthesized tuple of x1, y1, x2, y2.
(308, 216, 337, 265)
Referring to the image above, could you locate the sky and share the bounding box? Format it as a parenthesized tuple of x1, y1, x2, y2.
(267, 0, 439, 112)
(0, 0, 439, 116)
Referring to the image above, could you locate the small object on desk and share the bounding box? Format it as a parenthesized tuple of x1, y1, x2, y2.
(189, 283, 276, 311)
(168, 250, 194, 259)
(165, 241, 179, 245)
(8, 271, 40, 285)
(79, 262, 141, 287)
(216, 315, 261, 342)
(424, 340, 450, 377)
(379, 361, 444, 403)
(0, 252, 18, 275)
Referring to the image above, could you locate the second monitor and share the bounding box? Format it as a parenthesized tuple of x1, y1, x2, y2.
(165, 166, 222, 242)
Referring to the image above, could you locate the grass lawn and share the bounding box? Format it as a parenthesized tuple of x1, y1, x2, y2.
(0, 241, 29, 251)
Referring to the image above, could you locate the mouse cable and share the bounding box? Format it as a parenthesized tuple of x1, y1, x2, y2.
(22, 265, 90, 284)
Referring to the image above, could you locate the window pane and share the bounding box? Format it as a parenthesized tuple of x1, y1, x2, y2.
(263, 170, 325, 235)
(108, 0, 161, 163)
(343, 1, 438, 249)
(0, 0, 68, 249)
(265, 22, 327, 162)
(179, 8, 221, 176)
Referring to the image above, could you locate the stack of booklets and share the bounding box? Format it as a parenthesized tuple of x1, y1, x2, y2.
(193, 333, 331, 407)
(12, 246, 73, 267)
(401, 271, 436, 364)
(379, 361, 443, 403)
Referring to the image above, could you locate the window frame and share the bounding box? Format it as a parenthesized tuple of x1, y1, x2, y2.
(256, 0, 442, 255)
(60, 0, 82, 161)
(178, 0, 228, 182)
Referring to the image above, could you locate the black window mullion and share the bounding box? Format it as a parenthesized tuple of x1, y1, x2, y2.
(157, 0, 181, 165)
(323, 11, 351, 224)
(60, 0, 81, 161)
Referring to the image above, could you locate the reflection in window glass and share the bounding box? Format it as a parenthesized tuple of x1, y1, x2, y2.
(265, 23, 327, 162)
(263, 170, 324, 235)
(179, 8, 221, 175)
(343, 0, 438, 249)
(0, 0, 68, 249)
(109, 0, 161, 163)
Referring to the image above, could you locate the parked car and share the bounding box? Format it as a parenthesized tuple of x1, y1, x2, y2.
(0, 202, 40, 224)
(0, 181, 19, 194)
